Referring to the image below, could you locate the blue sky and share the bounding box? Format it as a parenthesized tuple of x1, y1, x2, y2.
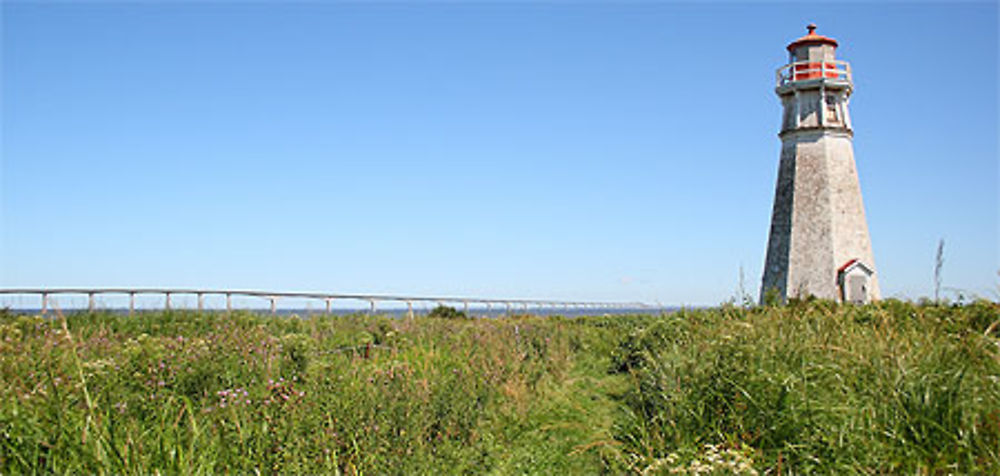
(1, 2, 997, 306)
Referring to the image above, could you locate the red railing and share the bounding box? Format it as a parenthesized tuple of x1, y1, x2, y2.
(776, 60, 851, 87)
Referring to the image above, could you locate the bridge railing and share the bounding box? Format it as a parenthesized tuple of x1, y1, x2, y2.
(0, 288, 655, 317)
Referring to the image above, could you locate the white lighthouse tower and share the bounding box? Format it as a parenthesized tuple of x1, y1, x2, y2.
(761, 25, 880, 304)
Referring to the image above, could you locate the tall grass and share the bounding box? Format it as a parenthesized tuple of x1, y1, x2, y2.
(0, 300, 997, 473)
(0, 310, 615, 473)
(610, 299, 1000, 473)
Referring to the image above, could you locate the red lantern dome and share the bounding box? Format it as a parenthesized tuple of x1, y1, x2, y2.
(787, 24, 839, 52)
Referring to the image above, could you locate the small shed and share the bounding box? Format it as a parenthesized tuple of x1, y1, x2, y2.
(838, 259, 874, 304)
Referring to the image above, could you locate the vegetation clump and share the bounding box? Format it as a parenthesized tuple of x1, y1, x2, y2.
(0, 300, 996, 473)
(426, 305, 469, 320)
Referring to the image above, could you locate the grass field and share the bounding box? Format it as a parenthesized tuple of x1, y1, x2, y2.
(1, 299, 998, 474)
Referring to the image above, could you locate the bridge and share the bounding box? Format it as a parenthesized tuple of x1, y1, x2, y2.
(0, 287, 656, 317)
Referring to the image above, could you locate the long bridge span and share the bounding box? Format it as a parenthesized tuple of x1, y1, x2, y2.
(0, 288, 656, 317)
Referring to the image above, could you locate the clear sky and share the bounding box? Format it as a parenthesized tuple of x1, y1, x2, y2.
(1, 1, 997, 306)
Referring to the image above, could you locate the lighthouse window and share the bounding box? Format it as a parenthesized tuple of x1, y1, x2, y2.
(825, 96, 840, 123)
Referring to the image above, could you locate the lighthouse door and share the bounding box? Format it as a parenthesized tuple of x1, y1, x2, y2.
(846, 275, 868, 304)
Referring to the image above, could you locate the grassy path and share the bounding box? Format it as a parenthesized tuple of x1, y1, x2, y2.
(490, 337, 628, 473)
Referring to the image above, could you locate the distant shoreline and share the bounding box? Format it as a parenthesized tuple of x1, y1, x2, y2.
(2, 307, 678, 317)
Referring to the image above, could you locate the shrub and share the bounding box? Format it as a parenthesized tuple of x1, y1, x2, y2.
(426, 305, 468, 320)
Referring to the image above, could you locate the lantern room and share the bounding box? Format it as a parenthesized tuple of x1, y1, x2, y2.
(776, 24, 852, 87)
(788, 24, 838, 63)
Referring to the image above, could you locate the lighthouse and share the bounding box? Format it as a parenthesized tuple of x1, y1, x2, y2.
(760, 25, 880, 304)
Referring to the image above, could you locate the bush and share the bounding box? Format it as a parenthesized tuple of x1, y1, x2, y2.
(426, 305, 468, 320)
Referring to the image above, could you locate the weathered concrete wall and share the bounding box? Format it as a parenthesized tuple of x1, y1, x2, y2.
(763, 131, 838, 301)
(787, 132, 838, 300)
(761, 142, 796, 300)
(827, 134, 881, 299)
